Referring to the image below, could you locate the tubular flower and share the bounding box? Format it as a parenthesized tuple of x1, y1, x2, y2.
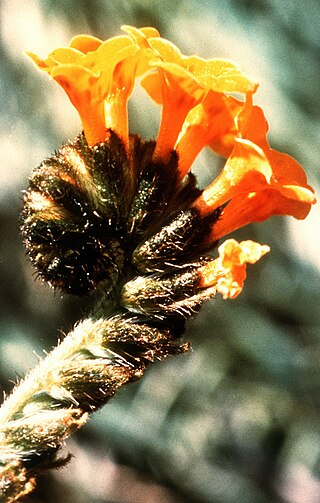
(125, 25, 258, 163)
(199, 239, 270, 299)
(25, 25, 315, 302)
(27, 27, 159, 148)
(193, 106, 316, 241)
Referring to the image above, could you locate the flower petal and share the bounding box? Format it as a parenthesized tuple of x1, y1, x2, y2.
(46, 47, 85, 65)
(27, 33, 154, 147)
(175, 92, 251, 177)
(132, 31, 258, 162)
(211, 188, 314, 241)
(145, 38, 259, 94)
(142, 63, 205, 160)
(69, 34, 103, 53)
(245, 107, 313, 188)
(195, 138, 273, 213)
(49, 65, 107, 145)
(192, 105, 316, 239)
(122, 25, 160, 44)
(199, 239, 270, 299)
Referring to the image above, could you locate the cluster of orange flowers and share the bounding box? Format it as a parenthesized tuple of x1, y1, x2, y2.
(28, 26, 316, 299)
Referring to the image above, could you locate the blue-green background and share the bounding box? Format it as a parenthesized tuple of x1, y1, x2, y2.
(0, 1, 320, 502)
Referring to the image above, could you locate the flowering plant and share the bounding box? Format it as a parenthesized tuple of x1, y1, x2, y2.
(0, 26, 315, 502)
(26, 25, 315, 297)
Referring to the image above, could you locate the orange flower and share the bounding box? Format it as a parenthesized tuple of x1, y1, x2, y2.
(27, 28, 159, 147)
(27, 26, 316, 299)
(126, 28, 258, 163)
(193, 106, 316, 241)
(199, 239, 270, 299)
(175, 91, 253, 177)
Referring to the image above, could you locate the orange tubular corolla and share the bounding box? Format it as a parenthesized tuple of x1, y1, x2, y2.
(27, 26, 316, 300)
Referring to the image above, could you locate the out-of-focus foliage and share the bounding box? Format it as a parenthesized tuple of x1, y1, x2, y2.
(0, 1, 319, 502)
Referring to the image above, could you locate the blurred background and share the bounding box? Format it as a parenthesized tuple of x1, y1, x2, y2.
(1, 0, 320, 502)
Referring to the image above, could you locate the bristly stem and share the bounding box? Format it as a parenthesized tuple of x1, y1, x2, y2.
(0, 313, 188, 502)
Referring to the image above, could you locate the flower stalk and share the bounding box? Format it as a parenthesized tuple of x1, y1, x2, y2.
(0, 314, 188, 502)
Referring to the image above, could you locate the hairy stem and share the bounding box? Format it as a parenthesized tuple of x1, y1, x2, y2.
(0, 313, 188, 502)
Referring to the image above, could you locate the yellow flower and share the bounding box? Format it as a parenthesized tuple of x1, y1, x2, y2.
(27, 26, 316, 300)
